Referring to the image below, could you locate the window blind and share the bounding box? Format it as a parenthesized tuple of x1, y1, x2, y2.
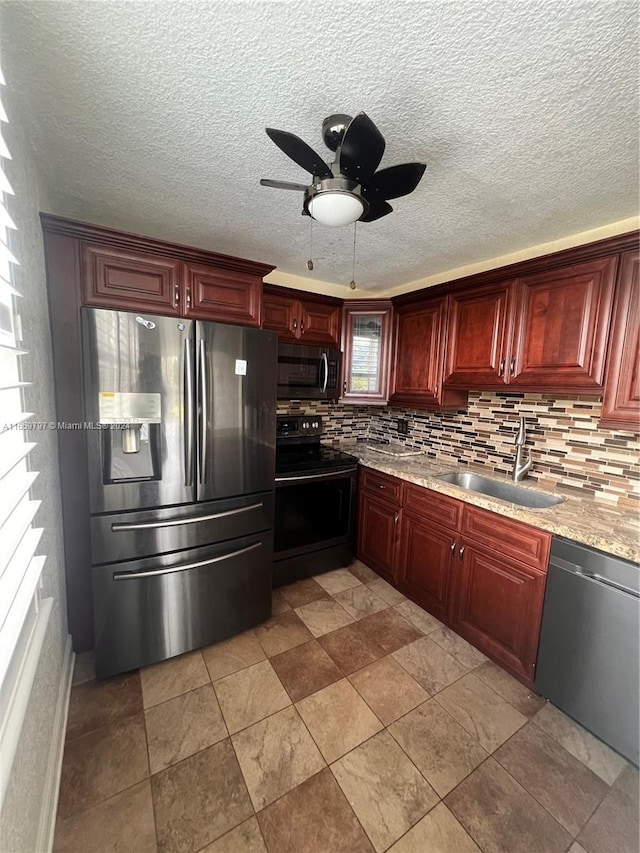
(0, 64, 46, 691)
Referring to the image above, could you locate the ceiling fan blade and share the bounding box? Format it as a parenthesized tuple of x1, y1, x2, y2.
(360, 200, 393, 222)
(362, 163, 427, 201)
(339, 112, 385, 183)
(265, 128, 332, 179)
(260, 179, 308, 191)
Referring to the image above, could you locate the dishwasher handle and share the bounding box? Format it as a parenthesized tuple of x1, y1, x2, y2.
(551, 555, 640, 599)
(579, 572, 640, 599)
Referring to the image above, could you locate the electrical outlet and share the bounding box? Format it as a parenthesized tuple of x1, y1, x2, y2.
(397, 418, 409, 435)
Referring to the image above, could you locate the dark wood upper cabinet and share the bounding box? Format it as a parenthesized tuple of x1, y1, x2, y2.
(600, 250, 640, 431)
(509, 257, 617, 392)
(261, 291, 299, 341)
(390, 296, 467, 410)
(183, 262, 262, 326)
(299, 300, 341, 345)
(72, 218, 274, 326)
(444, 282, 514, 387)
(82, 243, 182, 314)
(262, 284, 342, 347)
(341, 300, 394, 404)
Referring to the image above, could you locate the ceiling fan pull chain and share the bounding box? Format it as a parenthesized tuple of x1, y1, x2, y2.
(349, 222, 357, 289)
(307, 217, 314, 270)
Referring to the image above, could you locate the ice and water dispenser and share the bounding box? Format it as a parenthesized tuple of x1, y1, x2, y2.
(98, 391, 162, 483)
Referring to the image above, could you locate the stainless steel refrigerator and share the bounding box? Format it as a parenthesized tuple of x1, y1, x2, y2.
(82, 307, 277, 678)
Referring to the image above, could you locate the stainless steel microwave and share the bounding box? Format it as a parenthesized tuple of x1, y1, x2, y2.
(276, 344, 341, 400)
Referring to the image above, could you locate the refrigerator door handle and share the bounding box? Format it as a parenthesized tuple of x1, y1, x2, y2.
(198, 338, 207, 485)
(111, 502, 265, 531)
(320, 352, 328, 393)
(183, 338, 194, 486)
(112, 541, 262, 580)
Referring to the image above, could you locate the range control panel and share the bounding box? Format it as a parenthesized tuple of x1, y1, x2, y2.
(276, 414, 323, 440)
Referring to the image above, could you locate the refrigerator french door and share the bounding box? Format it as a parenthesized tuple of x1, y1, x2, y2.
(82, 308, 277, 678)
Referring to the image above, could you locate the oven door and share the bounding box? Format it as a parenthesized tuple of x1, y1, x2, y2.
(274, 468, 357, 559)
(277, 344, 341, 400)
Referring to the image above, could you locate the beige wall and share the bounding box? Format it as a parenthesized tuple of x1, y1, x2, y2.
(265, 216, 640, 299)
(0, 44, 70, 853)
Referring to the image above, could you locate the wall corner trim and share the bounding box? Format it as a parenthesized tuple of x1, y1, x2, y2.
(36, 634, 73, 853)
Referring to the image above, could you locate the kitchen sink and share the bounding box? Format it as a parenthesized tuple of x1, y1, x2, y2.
(436, 472, 564, 509)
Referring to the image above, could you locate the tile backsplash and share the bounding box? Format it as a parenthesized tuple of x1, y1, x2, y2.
(278, 394, 640, 508)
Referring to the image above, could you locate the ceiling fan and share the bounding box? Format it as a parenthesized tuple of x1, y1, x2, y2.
(260, 112, 426, 226)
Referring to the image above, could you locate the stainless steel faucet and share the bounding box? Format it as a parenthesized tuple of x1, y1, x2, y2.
(512, 416, 533, 482)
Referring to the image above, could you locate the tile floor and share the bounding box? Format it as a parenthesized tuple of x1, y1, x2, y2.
(54, 560, 639, 853)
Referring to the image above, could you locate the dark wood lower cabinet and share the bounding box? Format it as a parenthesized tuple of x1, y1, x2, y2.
(356, 466, 550, 687)
(397, 513, 454, 622)
(356, 491, 400, 584)
(451, 544, 547, 682)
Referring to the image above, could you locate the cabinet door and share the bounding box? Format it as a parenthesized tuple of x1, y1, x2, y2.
(262, 292, 299, 341)
(183, 262, 261, 326)
(444, 282, 513, 387)
(357, 492, 399, 584)
(600, 251, 640, 430)
(341, 301, 393, 404)
(390, 298, 446, 405)
(299, 300, 341, 346)
(397, 513, 455, 622)
(451, 543, 546, 683)
(82, 243, 181, 314)
(508, 257, 617, 392)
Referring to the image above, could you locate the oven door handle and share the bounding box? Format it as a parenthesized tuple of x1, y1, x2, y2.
(275, 467, 357, 483)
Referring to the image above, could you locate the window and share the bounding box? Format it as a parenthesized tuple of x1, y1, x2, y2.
(0, 63, 50, 805)
(341, 302, 393, 404)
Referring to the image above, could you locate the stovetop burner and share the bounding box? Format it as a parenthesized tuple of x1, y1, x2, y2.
(275, 413, 357, 476)
(276, 443, 358, 475)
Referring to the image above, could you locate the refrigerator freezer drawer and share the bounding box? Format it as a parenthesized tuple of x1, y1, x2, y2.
(93, 532, 273, 678)
(90, 491, 274, 565)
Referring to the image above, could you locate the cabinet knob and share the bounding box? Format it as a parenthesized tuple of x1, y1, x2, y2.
(343, 380, 347, 393)
(394, 514, 399, 526)
(186, 287, 192, 308)
(509, 356, 516, 374)
(459, 546, 465, 560)
(300, 319, 305, 333)
(292, 318, 297, 331)
(173, 283, 179, 308)
(498, 358, 505, 377)
(378, 484, 386, 489)
(434, 383, 439, 397)
(450, 541, 456, 553)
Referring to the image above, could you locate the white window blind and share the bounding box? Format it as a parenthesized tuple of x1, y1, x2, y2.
(350, 314, 382, 392)
(0, 64, 46, 692)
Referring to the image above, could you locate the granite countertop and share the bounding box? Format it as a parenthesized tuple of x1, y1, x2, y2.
(333, 442, 640, 563)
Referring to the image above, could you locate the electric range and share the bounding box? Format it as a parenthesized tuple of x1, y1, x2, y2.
(273, 414, 358, 585)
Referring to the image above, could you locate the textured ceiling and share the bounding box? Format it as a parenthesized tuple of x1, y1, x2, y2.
(1, 0, 638, 294)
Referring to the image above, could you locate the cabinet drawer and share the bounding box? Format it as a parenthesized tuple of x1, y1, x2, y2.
(404, 484, 462, 530)
(462, 505, 550, 571)
(360, 467, 403, 505)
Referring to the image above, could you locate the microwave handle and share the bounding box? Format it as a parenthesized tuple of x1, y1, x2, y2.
(320, 352, 328, 393)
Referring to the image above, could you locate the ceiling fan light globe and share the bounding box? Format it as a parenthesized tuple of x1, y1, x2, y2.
(307, 191, 364, 227)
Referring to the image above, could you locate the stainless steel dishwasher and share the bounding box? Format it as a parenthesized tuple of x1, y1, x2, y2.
(535, 537, 639, 765)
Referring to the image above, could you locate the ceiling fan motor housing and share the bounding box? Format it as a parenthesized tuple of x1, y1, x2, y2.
(322, 114, 353, 151)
